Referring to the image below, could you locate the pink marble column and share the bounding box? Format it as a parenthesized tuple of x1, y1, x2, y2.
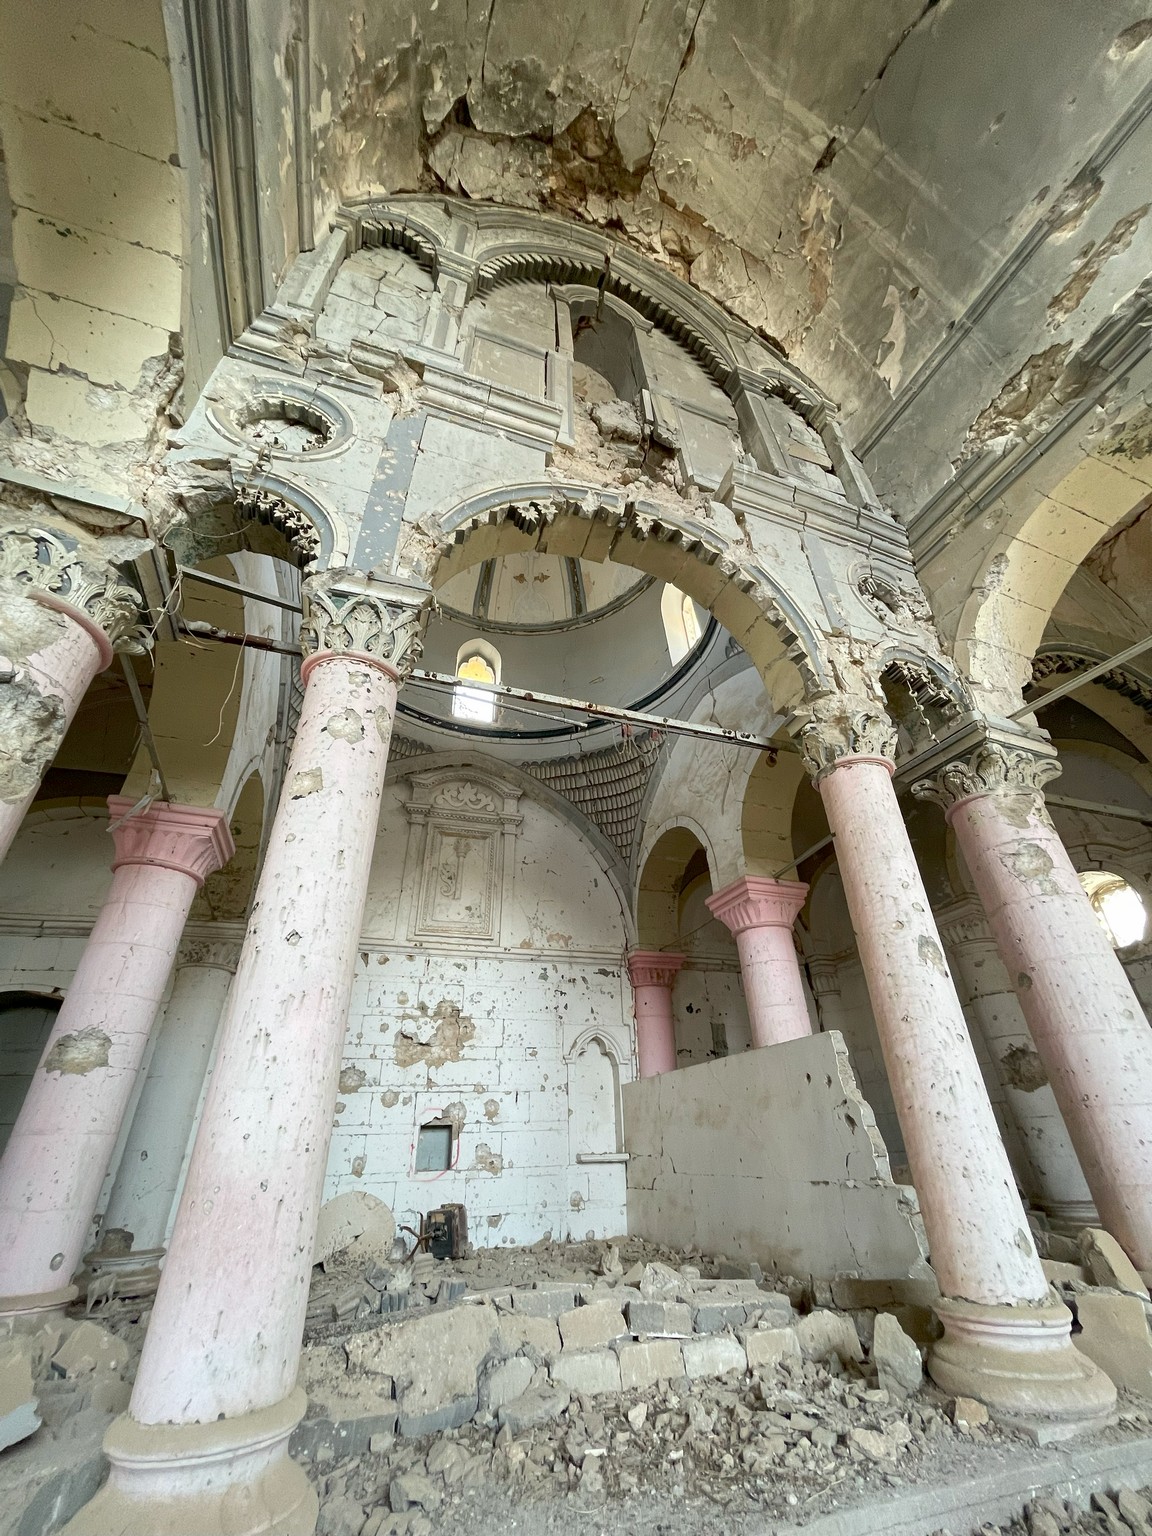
(0, 797, 233, 1317)
(627, 951, 685, 1076)
(918, 737, 1152, 1272)
(801, 706, 1112, 1431)
(63, 579, 428, 1536)
(0, 525, 140, 863)
(706, 876, 811, 1047)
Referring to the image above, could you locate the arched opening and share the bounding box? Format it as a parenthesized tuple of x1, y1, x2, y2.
(637, 826, 749, 1064)
(568, 1035, 622, 1157)
(660, 584, 703, 665)
(570, 299, 645, 405)
(1080, 870, 1148, 949)
(452, 640, 502, 725)
(0, 991, 61, 1156)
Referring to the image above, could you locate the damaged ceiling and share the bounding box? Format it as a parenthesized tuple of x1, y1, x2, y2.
(245, 0, 1152, 517)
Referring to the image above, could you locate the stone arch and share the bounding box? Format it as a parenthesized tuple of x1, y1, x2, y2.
(637, 823, 712, 950)
(398, 485, 829, 713)
(949, 457, 1152, 710)
(565, 1030, 625, 1157)
(741, 750, 809, 878)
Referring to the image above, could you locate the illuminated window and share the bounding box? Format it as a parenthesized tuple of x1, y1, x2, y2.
(452, 642, 500, 724)
(1080, 870, 1148, 949)
(661, 584, 703, 665)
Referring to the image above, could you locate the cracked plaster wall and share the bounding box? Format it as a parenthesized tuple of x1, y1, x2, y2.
(0, 0, 186, 493)
(323, 768, 636, 1246)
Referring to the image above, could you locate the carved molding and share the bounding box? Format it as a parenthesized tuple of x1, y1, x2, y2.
(0, 525, 145, 651)
(234, 484, 323, 565)
(706, 875, 808, 935)
(402, 769, 522, 944)
(794, 699, 898, 781)
(911, 739, 1061, 811)
(300, 577, 430, 678)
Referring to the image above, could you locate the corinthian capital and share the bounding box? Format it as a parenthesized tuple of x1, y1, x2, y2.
(0, 524, 145, 651)
(300, 573, 431, 679)
(793, 696, 898, 782)
(911, 738, 1060, 811)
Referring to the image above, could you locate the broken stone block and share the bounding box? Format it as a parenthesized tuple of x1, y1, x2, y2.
(692, 1301, 747, 1334)
(1041, 1258, 1088, 1286)
(848, 1423, 911, 1461)
(318, 1493, 367, 1536)
(497, 1384, 571, 1433)
(425, 1440, 474, 1484)
(1073, 1289, 1152, 1395)
(551, 1348, 622, 1396)
(51, 1320, 129, 1379)
(795, 1309, 864, 1366)
(744, 1293, 795, 1328)
(872, 1312, 923, 1399)
(481, 1355, 535, 1411)
(314, 1190, 395, 1267)
(638, 1263, 684, 1300)
(951, 1396, 990, 1429)
(390, 1471, 440, 1513)
(1079, 1227, 1150, 1298)
(625, 1299, 692, 1337)
(741, 1326, 800, 1373)
(557, 1301, 626, 1351)
(1117, 1489, 1152, 1535)
(590, 399, 642, 443)
(513, 1286, 576, 1318)
(681, 1334, 747, 1381)
(494, 1312, 561, 1358)
(0, 1341, 40, 1452)
(345, 1301, 498, 1437)
(617, 1338, 684, 1391)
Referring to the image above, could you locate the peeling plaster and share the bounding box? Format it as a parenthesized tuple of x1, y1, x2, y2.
(43, 1026, 111, 1075)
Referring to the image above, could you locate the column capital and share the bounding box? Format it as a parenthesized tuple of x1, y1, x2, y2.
(107, 798, 235, 888)
(806, 955, 843, 999)
(626, 951, 685, 989)
(910, 728, 1060, 815)
(706, 875, 808, 935)
(0, 523, 147, 663)
(933, 896, 995, 953)
(791, 697, 897, 782)
(300, 572, 431, 681)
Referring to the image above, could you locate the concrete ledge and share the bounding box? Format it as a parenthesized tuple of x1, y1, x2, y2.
(771, 1431, 1152, 1536)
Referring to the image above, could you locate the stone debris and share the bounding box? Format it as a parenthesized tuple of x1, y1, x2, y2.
(1080, 1228, 1152, 1299)
(0, 1339, 40, 1452)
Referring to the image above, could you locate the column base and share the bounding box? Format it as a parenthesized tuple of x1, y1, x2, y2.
(84, 1246, 165, 1300)
(60, 1386, 317, 1536)
(929, 1295, 1116, 1439)
(0, 1283, 79, 1323)
(1039, 1199, 1100, 1237)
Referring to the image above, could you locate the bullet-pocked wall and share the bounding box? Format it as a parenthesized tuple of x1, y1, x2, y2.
(322, 759, 635, 1247)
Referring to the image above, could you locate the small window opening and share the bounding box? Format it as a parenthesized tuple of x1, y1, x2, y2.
(661, 584, 703, 664)
(453, 641, 500, 724)
(1080, 870, 1148, 949)
(415, 1120, 454, 1173)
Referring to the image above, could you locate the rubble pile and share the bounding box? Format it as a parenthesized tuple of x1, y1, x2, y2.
(981, 1485, 1152, 1536)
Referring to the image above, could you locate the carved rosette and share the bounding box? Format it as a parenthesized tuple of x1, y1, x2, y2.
(911, 740, 1061, 812)
(300, 578, 430, 679)
(0, 526, 145, 651)
(794, 699, 898, 782)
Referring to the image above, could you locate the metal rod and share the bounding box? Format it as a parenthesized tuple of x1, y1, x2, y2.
(180, 620, 300, 656)
(176, 565, 304, 614)
(409, 669, 792, 753)
(119, 655, 172, 802)
(1013, 634, 1152, 719)
(772, 832, 834, 879)
(1045, 794, 1152, 827)
(404, 678, 599, 733)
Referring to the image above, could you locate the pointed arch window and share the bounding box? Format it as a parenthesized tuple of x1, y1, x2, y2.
(452, 641, 501, 724)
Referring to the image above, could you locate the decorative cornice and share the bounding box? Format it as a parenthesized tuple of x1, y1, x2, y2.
(0, 526, 146, 655)
(300, 575, 431, 680)
(626, 951, 685, 990)
(793, 699, 898, 782)
(707, 875, 809, 935)
(911, 738, 1061, 812)
(107, 797, 235, 888)
(1032, 647, 1152, 718)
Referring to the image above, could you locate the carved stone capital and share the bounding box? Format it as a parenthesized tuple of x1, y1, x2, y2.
(626, 951, 685, 991)
(933, 898, 996, 955)
(706, 875, 808, 936)
(793, 697, 898, 782)
(0, 525, 147, 656)
(806, 956, 843, 999)
(911, 739, 1061, 812)
(300, 575, 430, 680)
(107, 797, 235, 888)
